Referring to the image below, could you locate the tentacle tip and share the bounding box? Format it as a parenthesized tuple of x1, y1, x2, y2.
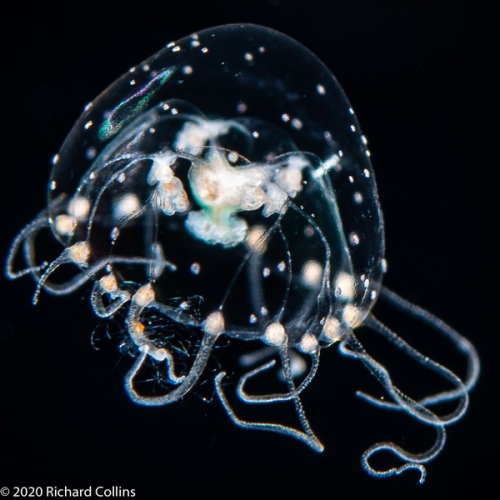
(32, 292, 40, 305)
(313, 441, 325, 453)
(354, 390, 374, 402)
(418, 471, 427, 485)
(396, 463, 427, 485)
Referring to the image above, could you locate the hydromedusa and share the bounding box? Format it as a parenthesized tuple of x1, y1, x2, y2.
(6, 24, 479, 482)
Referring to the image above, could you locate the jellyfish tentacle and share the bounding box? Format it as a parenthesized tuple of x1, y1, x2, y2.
(32, 240, 93, 304)
(32, 253, 175, 302)
(279, 344, 320, 443)
(237, 349, 320, 402)
(125, 330, 219, 405)
(6, 207, 50, 280)
(124, 287, 220, 405)
(354, 308, 471, 422)
(6, 195, 67, 281)
(127, 344, 186, 388)
(339, 334, 467, 426)
(380, 286, 480, 395)
(7, 207, 95, 297)
(340, 334, 452, 483)
(6, 194, 176, 302)
(214, 371, 324, 452)
(361, 426, 447, 484)
(286, 202, 335, 327)
(91, 275, 131, 318)
(215, 343, 323, 452)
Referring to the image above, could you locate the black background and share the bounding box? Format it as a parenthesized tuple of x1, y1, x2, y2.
(0, 1, 496, 499)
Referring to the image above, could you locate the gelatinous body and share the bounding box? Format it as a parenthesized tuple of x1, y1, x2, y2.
(6, 24, 479, 481)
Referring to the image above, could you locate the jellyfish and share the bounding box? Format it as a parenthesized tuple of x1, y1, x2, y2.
(5, 24, 479, 482)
